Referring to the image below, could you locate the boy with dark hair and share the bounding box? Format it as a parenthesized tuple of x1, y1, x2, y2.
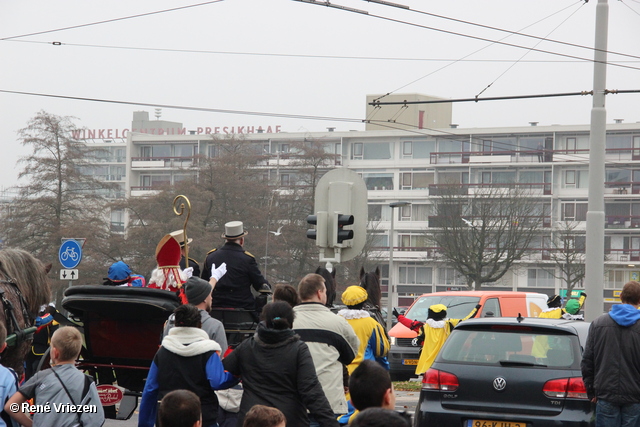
(273, 283, 300, 307)
(5, 326, 104, 427)
(338, 360, 396, 424)
(159, 389, 202, 427)
(350, 408, 411, 427)
(242, 405, 286, 427)
(349, 360, 395, 412)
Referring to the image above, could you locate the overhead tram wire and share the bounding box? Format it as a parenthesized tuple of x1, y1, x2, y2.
(6, 39, 640, 65)
(0, 89, 363, 124)
(294, 0, 640, 72)
(619, 0, 640, 16)
(474, 4, 586, 99)
(358, 0, 640, 62)
(0, 0, 226, 41)
(376, 1, 586, 100)
(369, 89, 640, 106)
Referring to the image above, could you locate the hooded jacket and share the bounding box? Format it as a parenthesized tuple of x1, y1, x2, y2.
(138, 327, 236, 427)
(582, 304, 640, 403)
(222, 322, 338, 427)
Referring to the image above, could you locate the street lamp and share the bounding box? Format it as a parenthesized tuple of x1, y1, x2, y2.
(387, 201, 411, 331)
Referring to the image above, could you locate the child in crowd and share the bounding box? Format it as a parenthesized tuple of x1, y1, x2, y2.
(0, 323, 18, 427)
(243, 405, 286, 427)
(159, 389, 202, 427)
(5, 326, 104, 427)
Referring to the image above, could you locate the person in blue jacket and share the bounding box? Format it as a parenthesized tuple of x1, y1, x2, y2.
(139, 304, 237, 427)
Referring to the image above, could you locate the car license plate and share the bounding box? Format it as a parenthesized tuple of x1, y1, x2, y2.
(467, 420, 525, 427)
(402, 359, 418, 365)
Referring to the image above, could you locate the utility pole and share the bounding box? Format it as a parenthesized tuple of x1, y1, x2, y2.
(585, 0, 609, 320)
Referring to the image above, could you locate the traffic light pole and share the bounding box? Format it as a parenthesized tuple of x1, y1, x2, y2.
(585, 0, 608, 320)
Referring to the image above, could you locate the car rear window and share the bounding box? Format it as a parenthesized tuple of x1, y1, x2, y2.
(439, 329, 578, 367)
(404, 296, 481, 321)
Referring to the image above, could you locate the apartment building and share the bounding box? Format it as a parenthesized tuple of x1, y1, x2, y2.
(83, 107, 640, 310)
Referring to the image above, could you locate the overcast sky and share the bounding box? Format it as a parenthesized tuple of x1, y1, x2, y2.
(2, 0, 639, 188)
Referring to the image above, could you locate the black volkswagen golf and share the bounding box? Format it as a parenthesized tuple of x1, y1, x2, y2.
(415, 316, 593, 427)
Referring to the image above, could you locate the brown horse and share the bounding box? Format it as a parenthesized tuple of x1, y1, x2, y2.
(0, 249, 51, 374)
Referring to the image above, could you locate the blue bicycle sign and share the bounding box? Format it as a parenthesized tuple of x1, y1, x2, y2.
(59, 240, 82, 269)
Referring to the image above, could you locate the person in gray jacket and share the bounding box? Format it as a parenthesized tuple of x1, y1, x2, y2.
(164, 276, 228, 355)
(293, 273, 360, 419)
(582, 280, 640, 427)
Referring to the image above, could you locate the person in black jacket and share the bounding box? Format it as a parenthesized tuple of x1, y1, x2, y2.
(582, 280, 640, 427)
(223, 301, 338, 427)
(201, 221, 270, 311)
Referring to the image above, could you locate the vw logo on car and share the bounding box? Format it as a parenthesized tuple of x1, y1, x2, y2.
(493, 377, 507, 392)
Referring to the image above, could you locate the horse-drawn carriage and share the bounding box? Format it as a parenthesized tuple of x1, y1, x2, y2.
(59, 285, 181, 419)
(56, 285, 262, 420)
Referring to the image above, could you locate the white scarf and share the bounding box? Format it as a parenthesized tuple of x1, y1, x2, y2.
(425, 318, 447, 329)
(337, 309, 371, 320)
(162, 327, 221, 357)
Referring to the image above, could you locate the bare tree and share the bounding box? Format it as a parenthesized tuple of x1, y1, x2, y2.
(0, 111, 116, 289)
(428, 184, 547, 290)
(545, 221, 586, 297)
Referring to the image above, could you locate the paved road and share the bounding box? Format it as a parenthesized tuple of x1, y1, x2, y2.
(104, 389, 420, 426)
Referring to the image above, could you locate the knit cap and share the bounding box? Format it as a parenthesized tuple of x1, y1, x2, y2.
(341, 286, 368, 306)
(184, 277, 212, 305)
(565, 299, 580, 315)
(107, 261, 131, 282)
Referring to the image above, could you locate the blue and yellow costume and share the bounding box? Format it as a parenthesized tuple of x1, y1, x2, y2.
(337, 286, 389, 374)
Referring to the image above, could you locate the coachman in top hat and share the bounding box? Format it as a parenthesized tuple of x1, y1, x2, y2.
(201, 221, 271, 311)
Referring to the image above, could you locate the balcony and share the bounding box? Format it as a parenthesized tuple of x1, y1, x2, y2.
(428, 182, 551, 196)
(131, 156, 197, 169)
(429, 147, 637, 165)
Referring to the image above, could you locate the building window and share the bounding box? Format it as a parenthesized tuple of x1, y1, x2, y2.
(368, 204, 382, 221)
(562, 202, 588, 221)
(399, 266, 432, 285)
(362, 142, 392, 160)
(400, 205, 411, 221)
(402, 141, 413, 157)
(567, 137, 577, 153)
(352, 142, 363, 159)
(399, 234, 428, 250)
(400, 172, 434, 190)
(363, 173, 393, 191)
(606, 270, 626, 289)
(280, 174, 290, 186)
(437, 268, 464, 285)
(209, 145, 219, 158)
(563, 170, 588, 188)
(527, 269, 554, 287)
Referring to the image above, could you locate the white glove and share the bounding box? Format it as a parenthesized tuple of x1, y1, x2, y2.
(183, 267, 194, 279)
(211, 262, 227, 281)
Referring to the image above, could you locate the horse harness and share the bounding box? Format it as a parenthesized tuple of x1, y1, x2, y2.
(0, 278, 33, 344)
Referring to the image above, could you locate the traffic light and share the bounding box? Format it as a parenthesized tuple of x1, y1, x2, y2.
(309, 168, 367, 263)
(306, 212, 328, 247)
(334, 214, 354, 244)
